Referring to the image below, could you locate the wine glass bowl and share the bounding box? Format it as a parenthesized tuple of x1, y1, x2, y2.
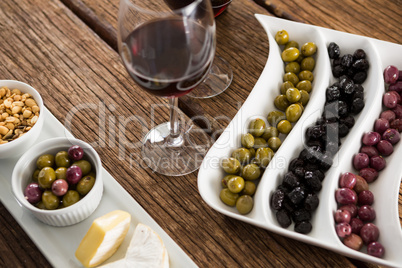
(117, 0, 215, 175)
(211, 0, 233, 17)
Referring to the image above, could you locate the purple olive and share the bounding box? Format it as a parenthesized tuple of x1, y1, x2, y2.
(362, 131, 381, 146)
(66, 165, 82, 185)
(360, 223, 379, 244)
(369, 155, 386, 171)
(51, 179, 69, 196)
(353, 153, 369, 170)
(358, 205, 376, 222)
(383, 92, 398, 109)
(367, 242, 385, 258)
(68, 145, 84, 161)
(382, 128, 400, 144)
(376, 140, 394, 156)
(380, 110, 396, 122)
(335, 188, 357, 205)
(24, 182, 43, 204)
(359, 146, 379, 157)
(383, 65, 399, 84)
(339, 172, 356, 189)
(359, 167, 379, 183)
(374, 118, 389, 135)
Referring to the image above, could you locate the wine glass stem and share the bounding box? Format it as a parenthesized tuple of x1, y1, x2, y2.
(167, 97, 184, 147)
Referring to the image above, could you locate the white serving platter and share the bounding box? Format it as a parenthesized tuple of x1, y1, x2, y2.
(198, 15, 402, 267)
(0, 107, 197, 268)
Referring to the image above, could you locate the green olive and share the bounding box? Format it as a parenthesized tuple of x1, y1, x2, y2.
(62, 190, 80, 207)
(253, 137, 267, 149)
(300, 90, 310, 106)
(32, 169, 40, 182)
(36, 154, 55, 170)
(299, 70, 314, 82)
(277, 119, 292, 134)
(241, 181, 256, 196)
(77, 175, 96, 195)
(275, 30, 289, 45)
(55, 151, 71, 168)
(55, 167, 67, 180)
(284, 40, 299, 50)
(35, 201, 46, 210)
(262, 126, 279, 141)
(249, 148, 256, 159)
(248, 118, 266, 137)
(231, 148, 251, 164)
(241, 133, 254, 149)
(274, 95, 290, 111)
(38, 167, 56, 189)
(221, 157, 241, 174)
(242, 163, 261, 181)
(296, 80, 312, 93)
(285, 62, 300, 74)
(286, 87, 301, 103)
(280, 81, 294, 95)
(42, 190, 59, 210)
(219, 188, 239, 207)
(227, 176, 245, 193)
(283, 72, 299, 85)
(72, 160, 92, 175)
(255, 147, 274, 168)
(221, 175, 237, 188)
(301, 56, 315, 71)
(301, 42, 317, 56)
(281, 47, 300, 62)
(286, 103, 303, 123)
(236, 195, 254, 215)
(267, 111, 286, 127)
(268, 137, 282, 152)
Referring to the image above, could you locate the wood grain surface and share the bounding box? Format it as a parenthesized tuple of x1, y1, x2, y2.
(0, 0, 400, 267)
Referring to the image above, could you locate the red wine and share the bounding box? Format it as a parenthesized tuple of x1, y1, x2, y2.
(164, 0, 231, 17)
(122, 18, 213, 97)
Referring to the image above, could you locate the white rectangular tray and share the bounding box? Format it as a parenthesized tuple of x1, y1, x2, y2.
(0, 107, 197, 268)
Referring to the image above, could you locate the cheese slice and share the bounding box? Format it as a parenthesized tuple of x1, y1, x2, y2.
(101, 223, 169, 268)
(75, 210, 131, 267)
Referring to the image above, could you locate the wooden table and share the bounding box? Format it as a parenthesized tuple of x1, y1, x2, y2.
(0, 0, 400, 267)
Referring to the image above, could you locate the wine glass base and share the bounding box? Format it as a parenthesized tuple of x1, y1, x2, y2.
(141, 122, 211, 176)
(187, 56, 233, 98)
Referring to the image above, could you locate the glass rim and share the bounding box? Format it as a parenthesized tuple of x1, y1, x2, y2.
(121, 0, 204, 15)
(211, 0, 233, 8)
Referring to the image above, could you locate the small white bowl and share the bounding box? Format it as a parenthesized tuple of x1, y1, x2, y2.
(12, 137, 103, 226)
(0, 80, 45, 159)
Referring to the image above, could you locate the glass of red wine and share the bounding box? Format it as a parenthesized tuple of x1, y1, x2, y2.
(117, 0, 215, 176)
(211, 0, 233, 17)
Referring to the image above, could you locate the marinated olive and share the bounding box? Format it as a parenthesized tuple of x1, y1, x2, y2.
(285, 62, 300, 74)
(253, 137, 267, 149)
(249, 148, 256, 159)
(268, 137, 282, 152)
(284, 40, 299, 50)
(55, 151, 71, 168)
(286, 87, 301, 103)
(267, 110, 286, 127)
(36, 154, 55, 170)
(262, 126, 279, 141)
(286, 103, 303, 123)
(231, 148, 251, 164)
(38, 167, 56, 189)
(55, 167, 67, 180)
(248, 118, 266, 137)
(51, 179, 68, 196)
(220, 188, 239, 207)
(72, 160, 92, 175)
(275, 30, 289, 45)
(300, 90, 310, 106)
(283, 72, 300, 85)
(282, 47, 300, 62)
(241, 181, 256, 196)
(221, 157, 241, 174)
(227, 176, 245, 193)
(280, 81, 294, 95)
(299, 70, 314, 82)
(301, 56, 315, 71)
(62, 190, 80, 207)
(221, 175, 237, 188)
(242, 163, 261, 180)
(236, 195, 254, 215)
(241, 133, 254, 149)
(301, 42, 317, 56)
(296, 80, 312, 93)
(255, 147, 274, 168)
(77, 175, 96, 195)
(42, 190, 59, 210)
(277, 119, 292, 134)
(274, 95, 291, 111)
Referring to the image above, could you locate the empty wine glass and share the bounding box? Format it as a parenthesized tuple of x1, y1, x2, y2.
(117, 0, 215, 176)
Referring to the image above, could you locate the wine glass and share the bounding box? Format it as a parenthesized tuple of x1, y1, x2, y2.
(117, 0, 215, 176)
(163, 0, 233, 98)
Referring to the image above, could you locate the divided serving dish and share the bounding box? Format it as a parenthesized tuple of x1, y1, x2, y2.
(198, 15, 402, 267)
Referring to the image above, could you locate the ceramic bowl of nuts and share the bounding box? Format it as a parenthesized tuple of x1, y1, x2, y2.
(11, 137, 103, 226)
(0, 80, 44, 159)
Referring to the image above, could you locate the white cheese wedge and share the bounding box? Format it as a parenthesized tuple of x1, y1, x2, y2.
(75, 210, 131, 268)
(101, 223, 169, 268)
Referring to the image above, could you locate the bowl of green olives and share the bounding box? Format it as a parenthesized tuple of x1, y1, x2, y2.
(0, 80, 45, 159)
(11, 137, 103, 226)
